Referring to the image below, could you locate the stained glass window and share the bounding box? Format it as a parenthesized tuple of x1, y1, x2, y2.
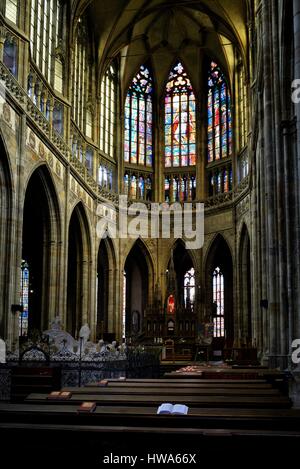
(100, 65, 116, 158)
(53, 101, 63, 135)
(85, 148, 93, 175)
(165, 177, 171, 202)
(138, 177, 145, 199)
(213, 266, 224, 338)
(238, 65, 247, 149)
(165, 61, 196, 167)
(123, 173, 151, 200)
(72, 18, 90, 132)
(184, 267, 195, 311)
(124, 65, 153, 166)
(20, 260, 29, 337)
(130, 175, 137, 198)
(208, 62, 232, 163)
(54, 57, 63, 93)
(30, 0, 61, 83)
(5, 0, 18, 24)
(239, 153, 249, 181)
(164, 174, 196, 202)
(145, 177, 152, 200)
(98, 164, 113, 190)
(124, 173, 129, 195)
(4, 37, 17, 77)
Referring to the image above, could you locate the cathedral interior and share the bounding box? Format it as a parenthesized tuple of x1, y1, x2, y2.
(1, 0, 300, 462)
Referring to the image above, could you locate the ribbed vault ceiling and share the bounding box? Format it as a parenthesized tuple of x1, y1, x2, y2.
(72, 0, 249, 96)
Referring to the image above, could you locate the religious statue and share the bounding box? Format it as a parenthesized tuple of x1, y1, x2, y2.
(50, 315, 62, 331)
(132, 310, 140, 335)
(98, 339, 107, 354)
(198, 314, 214, 346)
(79, 323, 91, 347)
(107, 340, 117, 354)
(43, 316, 76, 352)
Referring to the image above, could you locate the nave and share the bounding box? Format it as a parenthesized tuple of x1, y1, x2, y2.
(1, 369, 299, 466)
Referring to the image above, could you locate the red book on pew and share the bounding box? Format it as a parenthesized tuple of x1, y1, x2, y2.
(47, 391, 61, 400)
(77, 401, 96, 413)
(97, 379, 108, 387)
(59, 391, 72, 400)
(47, 391, 72, 400)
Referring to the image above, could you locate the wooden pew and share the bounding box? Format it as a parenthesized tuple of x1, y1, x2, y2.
(61, 385, 281, 397)
(25, 392, 292, 408)
(0, 419, 299, 467)
(86, 380, 273, 389)
(164, 369, 285, 380)
(1, 402, 300, 430)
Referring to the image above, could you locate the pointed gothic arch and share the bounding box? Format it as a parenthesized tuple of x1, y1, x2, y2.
(22, 164, 62, 335)
(166, 239, 195, 309)
(239, 224, 252, 345)
(207, 60, 232, 163)
(123, 239, 154, 340)
(124, 63, 153, 167)
(164, 59, 196, 168)
(66, 202, 92, 336)
(97, 237, 116, 339)
(0, 132, 14, 339)
(205, 234, 233, 342)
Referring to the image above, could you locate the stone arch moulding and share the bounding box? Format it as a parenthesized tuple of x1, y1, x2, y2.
(96, 237, 117, 338)
(122, 237, 155, 276)
(21, 163, 63, 336)
(238, 223, 252, 345)
(66, 201, 93, 337)
(204, 233, 234, 341)
(165, 238, 198, 274)
(0, 129, 14, 342)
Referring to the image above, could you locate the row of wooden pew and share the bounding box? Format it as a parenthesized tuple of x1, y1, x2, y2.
(0, 376, 299, 466)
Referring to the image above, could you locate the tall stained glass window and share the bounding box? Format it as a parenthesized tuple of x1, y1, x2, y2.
(184, 267, 195, 311)
(100, 65, 116, 158)
(165, 61, 196, 167)
(124, 65, 153, 166)
(30, 0, 61, 83)
(5, 0, 18, 24)
(3, 37, 17, 77)
(20, 260, 29, 337)
(213, 266, 224, 338)
(207, 62, 232, 163)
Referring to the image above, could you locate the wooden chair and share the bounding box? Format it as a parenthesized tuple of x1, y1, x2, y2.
(165, 339, 175, 361)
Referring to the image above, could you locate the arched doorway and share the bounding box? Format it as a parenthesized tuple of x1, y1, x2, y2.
(170, 241, 195, 311)
(22, 165, 61, 336)
(97, 239, 116, 340)
(239, 225, 252, 345)
(165, 241, 196, 338)
(205, 235, 233, 347)
(124, 240, 153, 341)
(0, 134, 13, 338)
(66, 203, 91, 337)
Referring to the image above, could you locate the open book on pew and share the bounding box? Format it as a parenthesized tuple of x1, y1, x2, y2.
(157, 403, 189, 415)
(47, 391, 72, 400)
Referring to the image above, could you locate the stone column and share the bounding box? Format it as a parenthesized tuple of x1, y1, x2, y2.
(262, 0, 280, 365)
(7, 113, 27, 350)
(0, 26, 6, 63)
(293, 0, 300, 338)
